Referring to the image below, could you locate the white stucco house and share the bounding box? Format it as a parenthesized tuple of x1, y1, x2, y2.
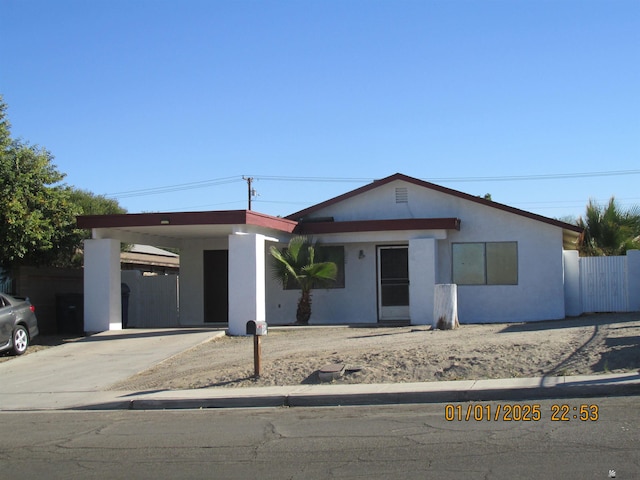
(77, 173, 583, 334)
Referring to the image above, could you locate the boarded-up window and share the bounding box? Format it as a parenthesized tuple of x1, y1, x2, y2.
(452, 243, 485, 285)
(486, 242, 518, 285)
(452, 242, 518, 285)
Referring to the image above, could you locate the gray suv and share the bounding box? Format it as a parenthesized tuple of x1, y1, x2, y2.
(0, 293, 39, 355)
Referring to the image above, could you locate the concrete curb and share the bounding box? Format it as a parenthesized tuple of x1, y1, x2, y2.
(70, 372, 640, 411)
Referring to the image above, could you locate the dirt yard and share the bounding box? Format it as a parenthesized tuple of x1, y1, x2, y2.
(106, 313, 640, 391)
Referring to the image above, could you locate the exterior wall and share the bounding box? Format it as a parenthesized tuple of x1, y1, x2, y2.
(297, 179, 568, 324)
(409, 238, 437, 325)
(444, 204, 565, 323)
(266, 242, 378, 325)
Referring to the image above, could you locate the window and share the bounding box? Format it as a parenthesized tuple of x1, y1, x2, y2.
(283, 245, 345, 290)
(452, 242, 518, 285)
(316, 246, 345, 289)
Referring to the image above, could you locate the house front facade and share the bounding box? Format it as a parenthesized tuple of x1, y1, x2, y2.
(77, 173, 582, 334)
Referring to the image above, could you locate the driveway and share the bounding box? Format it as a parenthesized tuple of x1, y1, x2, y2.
(0, 328, 223, 410)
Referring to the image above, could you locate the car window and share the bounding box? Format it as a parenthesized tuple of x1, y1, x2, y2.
(0, 296, 7, 308)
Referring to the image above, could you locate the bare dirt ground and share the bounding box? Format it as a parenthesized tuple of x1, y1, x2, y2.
(106, 312, 640, 391)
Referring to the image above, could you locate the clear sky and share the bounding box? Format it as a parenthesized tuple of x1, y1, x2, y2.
(2, 0, 638, 221)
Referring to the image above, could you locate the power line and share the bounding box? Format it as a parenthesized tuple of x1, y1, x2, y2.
(247, 170, 640, 184)
(428, 169, 640, 183)
(105, 169, 640, 201)
(106, 176, 242, 199)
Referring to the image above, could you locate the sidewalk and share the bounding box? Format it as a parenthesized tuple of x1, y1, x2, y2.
(78, 371, 640, 411)
(1, 328, 638, 411)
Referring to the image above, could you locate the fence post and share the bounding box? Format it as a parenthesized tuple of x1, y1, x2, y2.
(627, 250, 640, 312)
(563, 250, 581, 317)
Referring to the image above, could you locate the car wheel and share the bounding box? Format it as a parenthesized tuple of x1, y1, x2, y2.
(11, 325, 29, 355)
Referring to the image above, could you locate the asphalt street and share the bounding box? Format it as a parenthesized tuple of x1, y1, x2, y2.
(1, 396, 638, 480)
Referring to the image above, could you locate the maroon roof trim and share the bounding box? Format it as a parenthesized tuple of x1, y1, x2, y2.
(77, 210, 298, 233)
(295, 218, 461, 235)
(285, 173, 583, 233)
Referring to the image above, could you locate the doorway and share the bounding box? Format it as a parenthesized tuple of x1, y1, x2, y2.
(203, 250, 228, 323)
(377, 246, 410, 321)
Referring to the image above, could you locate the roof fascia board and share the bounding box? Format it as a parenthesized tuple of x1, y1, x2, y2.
(78, 210, 298, 233)
(296, 218, 460, 235)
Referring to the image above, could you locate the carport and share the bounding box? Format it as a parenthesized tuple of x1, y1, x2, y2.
(77, 211, 297, 335)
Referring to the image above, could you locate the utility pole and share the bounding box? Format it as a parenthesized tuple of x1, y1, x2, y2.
(242, 176, 256, 210)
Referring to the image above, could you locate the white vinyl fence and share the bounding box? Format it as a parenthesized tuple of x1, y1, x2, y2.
(121, 270, 179, 327)
(580, 256, 628, 313)
(564, 250, 640, 316)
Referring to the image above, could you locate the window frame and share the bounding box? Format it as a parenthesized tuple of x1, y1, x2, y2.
(452, 241, 518, 286)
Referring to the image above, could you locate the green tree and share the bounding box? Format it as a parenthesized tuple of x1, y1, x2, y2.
(577, 197, 640, 256)
(0, 96, 127, 272)
(62, 189, 128, 266)
(270, 236, 337, 325)
(0, 96, 79, 271)
(69, 188, 126, 217)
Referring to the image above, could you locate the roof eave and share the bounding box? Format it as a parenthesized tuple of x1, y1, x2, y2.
(77, 210, 298, 233)
(295, 217, 461, 235)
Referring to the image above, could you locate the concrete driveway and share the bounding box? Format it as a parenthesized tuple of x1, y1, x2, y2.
(0, 328, 224, 410)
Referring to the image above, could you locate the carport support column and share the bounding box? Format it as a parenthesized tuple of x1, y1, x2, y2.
(84, 238, 122, 332)
(228, 233, 267, 336)
(409, 238, 437, 325)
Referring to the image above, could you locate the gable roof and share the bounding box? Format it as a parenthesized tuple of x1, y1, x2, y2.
(286, 173, 583, 234)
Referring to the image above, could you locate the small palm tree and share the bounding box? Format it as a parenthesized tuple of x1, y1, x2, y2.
(270, 236, 337, 325)
(577, 197, 640, 256)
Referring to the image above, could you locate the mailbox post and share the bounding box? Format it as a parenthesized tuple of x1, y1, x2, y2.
(246, 321, 267, 378)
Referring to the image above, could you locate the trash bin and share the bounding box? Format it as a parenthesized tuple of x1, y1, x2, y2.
(56, 293, 84, 334)
(121, 283, 131, 329)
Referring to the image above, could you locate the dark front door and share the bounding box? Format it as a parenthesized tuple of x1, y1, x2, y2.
(203, 250, 228, 323)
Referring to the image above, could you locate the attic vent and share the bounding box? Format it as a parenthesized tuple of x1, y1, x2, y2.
(395, 187, 408, 203)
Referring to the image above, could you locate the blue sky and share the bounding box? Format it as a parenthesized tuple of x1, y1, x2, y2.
(2, 0, 638, 220)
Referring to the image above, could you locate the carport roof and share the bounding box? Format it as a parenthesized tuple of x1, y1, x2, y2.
(77, 210, 299, 241)
(77, 210, 298, 231)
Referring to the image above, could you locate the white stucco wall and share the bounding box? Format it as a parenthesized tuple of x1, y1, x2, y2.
(266, 242, 379, 325)
(409, 237, 437, 325)
(444, 202, 566, 323)
(287, 179, 569, 324)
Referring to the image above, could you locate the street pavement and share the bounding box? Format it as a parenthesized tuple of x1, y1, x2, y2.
(1, 328, 638, 411)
